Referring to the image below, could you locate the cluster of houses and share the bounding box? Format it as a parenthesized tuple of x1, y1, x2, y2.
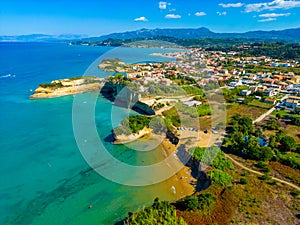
(110, 48, 300, 111)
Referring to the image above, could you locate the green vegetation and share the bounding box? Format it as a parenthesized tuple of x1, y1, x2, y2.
(114, 115, 150, 136)
(256, 161, 271, 173)
(263, 119, 280, 130)
(191, 146, 234, 171)
(163, 102, 212, 125)
(222, 86, 249, 102)
(209, 169, 234, 187)
(226, 104, 268, 121)
(278, 152, 300, 170)
(145, 83, 184, 97)
(196, 105, 212, 117)
(207, 42, 300, 61)
(248, 100, 273, 109)
(183, 193, 217, 211)
(76, 38, 300, 60)
(108, 73, 131, 85)
(223, 115, 275, 161)
(168, 75, 196, 86)
(125, 198, 187, 225)
(290, 115, 300, 126)
(239, 178, 248, 184)
(202, 80, 220, 91)
(100, 58, 125, 71)
(290, 190, 300, 198)
(279, 136, 297, 152)
(40, 82, 63, 88)
(182, 85, 204, 96)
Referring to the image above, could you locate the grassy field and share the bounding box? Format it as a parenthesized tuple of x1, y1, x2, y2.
(269, 161, 300, 185)
(271, 109, 290, 117)
(263, 122, 300, 143)
(176, 162, 300, 225)
(226, 104, 268, 121)
(248, 100, 273, 109)
(285, 125, 300, 143)
(198, 104, 268, 131)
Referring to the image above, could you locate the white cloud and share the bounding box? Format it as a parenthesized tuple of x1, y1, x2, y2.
(165, 14, 182, 19)
(195, 12, 207, 16)
(219, 2, 244, 8)
(258, 17, 277, 22)
(169, 8, 176, 12)
(159, 1, 167, 10)
(134, 16, 148, 22)
(217, 11, 227, 16)
(259, 12, 291, 17)
(245, 0, 300, 12)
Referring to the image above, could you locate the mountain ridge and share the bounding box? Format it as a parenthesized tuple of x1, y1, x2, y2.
(83, 27, 300, 42)
(1, 27, 299, 42)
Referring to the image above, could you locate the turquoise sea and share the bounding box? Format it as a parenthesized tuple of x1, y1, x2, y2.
(0, 42, 181, 225)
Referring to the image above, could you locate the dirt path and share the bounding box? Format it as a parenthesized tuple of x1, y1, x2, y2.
(225, 154, 300, 190)
(253, 95, 289, 124)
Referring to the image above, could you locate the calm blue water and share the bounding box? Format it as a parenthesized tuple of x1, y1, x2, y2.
(0, 42, 179, 225)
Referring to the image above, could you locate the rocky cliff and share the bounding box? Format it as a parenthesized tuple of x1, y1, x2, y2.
(30, 77, 105, 99)
(113, 127, 152, 144)
(100, 82, 155, 115)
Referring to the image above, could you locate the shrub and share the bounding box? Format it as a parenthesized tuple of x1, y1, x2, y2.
(256, 161, 271, 172)
(184, 193, 217, 211)
(185, 195, 199, 210)
(197, 193, 217, 211)
(259, 174, 271, 181)
(290, 190, 300, 198)
(191, 147, 234, 171)
(209, 169, 234, 186)
(240, 178, 248, 184)
(40, 82, 63, 88)
(125, 198, 187, 225)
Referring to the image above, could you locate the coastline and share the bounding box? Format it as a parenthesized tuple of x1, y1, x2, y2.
(160, 139, 196, 199)
(113, 127, 152, 144)
(30, 77, 105, 99)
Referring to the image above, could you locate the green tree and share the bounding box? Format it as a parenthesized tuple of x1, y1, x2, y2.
(260, 146, 274, 161)
(279, 136, 297, 152)
(209, 169, 234, 187)
(244, 137, 261, 160)
(268, 135, 278, 149)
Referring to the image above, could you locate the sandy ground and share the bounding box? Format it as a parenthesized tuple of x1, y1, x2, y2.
(159, 139, 196, 199)
(197, 131, 224, 148)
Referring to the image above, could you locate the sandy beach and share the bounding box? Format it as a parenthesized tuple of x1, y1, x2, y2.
(160, 139, 195, 199)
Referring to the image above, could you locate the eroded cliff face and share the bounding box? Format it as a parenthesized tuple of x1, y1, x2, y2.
(100, 82, 155, 115)
(113, 127, 152, 144)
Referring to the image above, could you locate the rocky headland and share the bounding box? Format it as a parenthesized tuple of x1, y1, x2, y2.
(30, 77, 105, 99)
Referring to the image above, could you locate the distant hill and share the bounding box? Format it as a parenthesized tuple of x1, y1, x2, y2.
(1, 27, 299, 42)
(0, 34, 87, 42)
(82, 27, 300, 42)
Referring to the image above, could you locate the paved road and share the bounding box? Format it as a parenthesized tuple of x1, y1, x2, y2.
(253, 95, 289, 124)
(225, 154, 300, 190)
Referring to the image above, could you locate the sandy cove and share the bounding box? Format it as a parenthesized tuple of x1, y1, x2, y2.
(160, 139, 196, 199)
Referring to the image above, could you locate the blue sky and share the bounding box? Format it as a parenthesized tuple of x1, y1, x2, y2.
(1, 0, 300, 36)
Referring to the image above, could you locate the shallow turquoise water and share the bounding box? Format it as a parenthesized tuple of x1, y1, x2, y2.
(0, 43, 180, 225)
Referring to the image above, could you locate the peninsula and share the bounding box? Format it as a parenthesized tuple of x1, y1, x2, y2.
(30, 76, 105, 99)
